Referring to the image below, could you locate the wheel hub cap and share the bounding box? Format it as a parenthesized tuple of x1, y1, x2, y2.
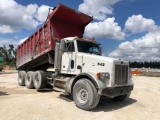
(77, 88, 88, 103)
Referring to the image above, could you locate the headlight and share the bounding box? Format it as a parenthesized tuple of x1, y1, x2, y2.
(97, 72, 110, 80)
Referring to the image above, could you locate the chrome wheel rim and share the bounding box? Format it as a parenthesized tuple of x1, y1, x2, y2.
(76, 87, 89, 104)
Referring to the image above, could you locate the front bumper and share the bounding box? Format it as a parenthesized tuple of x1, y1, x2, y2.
(99, 85, 134, 98)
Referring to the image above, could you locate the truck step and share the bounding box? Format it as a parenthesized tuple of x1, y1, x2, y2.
(53, 87, 65, 92)
(54, 78, 67, 83)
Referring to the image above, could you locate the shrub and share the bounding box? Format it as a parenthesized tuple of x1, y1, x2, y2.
(0, 62, 6, 71)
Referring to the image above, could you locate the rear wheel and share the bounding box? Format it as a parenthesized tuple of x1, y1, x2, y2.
(18, 71, 26, 86)
(33, 71, 47, 90)
(113, 92, 131, 101)
(25, 71, 35, 89)
(73, 79, 100, 110)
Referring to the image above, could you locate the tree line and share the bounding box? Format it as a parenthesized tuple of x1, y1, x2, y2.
(129, 61, 160, 68)
(0, 45, 16, 69)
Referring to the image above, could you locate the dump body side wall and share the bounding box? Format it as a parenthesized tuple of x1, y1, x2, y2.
(16, 22, 53, 70)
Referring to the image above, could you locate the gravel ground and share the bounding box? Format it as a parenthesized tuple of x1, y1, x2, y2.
(0, 73, 160, 120)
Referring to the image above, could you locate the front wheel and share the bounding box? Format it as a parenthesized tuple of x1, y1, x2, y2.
(73, 79, 100, 110)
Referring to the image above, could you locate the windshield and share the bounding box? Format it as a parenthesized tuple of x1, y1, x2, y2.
(77, 40, 101, 55)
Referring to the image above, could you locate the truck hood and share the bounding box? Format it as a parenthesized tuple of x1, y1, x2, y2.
(79, 53, 129, 73)
(82, 53, 128, 64)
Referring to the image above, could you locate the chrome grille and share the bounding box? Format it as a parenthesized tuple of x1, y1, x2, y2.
(115, 65, 128, 85)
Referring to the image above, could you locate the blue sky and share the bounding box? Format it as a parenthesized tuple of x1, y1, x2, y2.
(0, 0, 160, 61)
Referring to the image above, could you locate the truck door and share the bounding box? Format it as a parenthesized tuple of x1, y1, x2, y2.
(61, 41, 76, 73)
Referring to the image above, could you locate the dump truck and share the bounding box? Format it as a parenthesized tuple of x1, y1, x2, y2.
(16, 4, 133, 110)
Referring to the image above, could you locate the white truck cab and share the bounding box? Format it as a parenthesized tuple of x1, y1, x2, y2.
(52, 37, 134, 110)
(18, 36, 134, 111)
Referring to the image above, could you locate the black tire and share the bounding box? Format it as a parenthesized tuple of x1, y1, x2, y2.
(113, 92, 131, 101)
(18, 71, 26, 86)
(33, 71, 47, 90)
(73, 79, 99, 110)
(25, 71, 35, 89)
(88, 80, 100, 109)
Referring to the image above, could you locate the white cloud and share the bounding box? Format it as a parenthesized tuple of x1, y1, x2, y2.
(78, 0, 121, 20)
(125, 14, 159, 33)
(109, 31, 160, 61)
(18, 37, 28, 45)
(79, 0, 125, 40)
(0, 37, 28, 48)
(0, 25, 14, 34)
(84, 17, 125, 40)
(0, 0, 52, 34)
(36, 5, 52, 22)
(0, 38, 19, 47)
(0, 0, 39, 33)
(25, 4, 38, 15)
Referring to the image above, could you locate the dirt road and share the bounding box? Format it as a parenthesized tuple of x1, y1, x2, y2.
(0, 73, 160, 120)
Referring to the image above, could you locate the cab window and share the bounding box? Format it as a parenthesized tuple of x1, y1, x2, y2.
(65, 42, 75, 52)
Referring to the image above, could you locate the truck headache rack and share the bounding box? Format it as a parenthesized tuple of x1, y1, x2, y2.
(49, 4, 93, 39)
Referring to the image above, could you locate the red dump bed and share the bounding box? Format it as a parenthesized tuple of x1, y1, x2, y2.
(16, 4, 92, 69)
